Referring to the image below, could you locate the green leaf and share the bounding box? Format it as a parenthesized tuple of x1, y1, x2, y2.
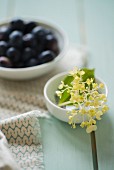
(81, 68, 95, 82)
(58, 75, 74, 104)
(58, 89, 70, 104)
(63, 75, 74, 86)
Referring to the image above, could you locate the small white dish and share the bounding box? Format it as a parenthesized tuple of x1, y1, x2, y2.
(0, 19, 68, 80)
(44, 72, 108, 123)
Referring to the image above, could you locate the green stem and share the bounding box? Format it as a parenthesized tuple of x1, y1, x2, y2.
(58, 101, 72, 107)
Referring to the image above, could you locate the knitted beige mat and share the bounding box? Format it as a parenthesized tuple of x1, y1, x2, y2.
(0, 110, 45, 170)
(0, 44, 87, 120)
(0, 76, 47, 120)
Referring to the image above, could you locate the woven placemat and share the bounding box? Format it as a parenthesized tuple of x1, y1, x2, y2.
(0, 110, 46, 170)
(0, 44, 88, 120)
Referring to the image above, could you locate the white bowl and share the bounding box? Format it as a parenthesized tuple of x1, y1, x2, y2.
(44, 72, 108, 123)
(0, 19, 68, 80)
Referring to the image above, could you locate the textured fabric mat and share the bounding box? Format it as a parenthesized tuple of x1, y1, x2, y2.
(0, 110, 45, 170)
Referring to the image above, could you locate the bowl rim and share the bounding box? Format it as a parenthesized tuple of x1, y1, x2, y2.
(0, 18, 69, 72)
(44, 71, 108, 111)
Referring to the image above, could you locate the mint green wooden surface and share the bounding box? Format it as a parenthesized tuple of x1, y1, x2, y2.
(0, 0, 114, 169)
(0, 0, 8, 19)
(84, 1, 114, 169)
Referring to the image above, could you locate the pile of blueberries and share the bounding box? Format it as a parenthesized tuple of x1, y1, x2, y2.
(0, 18, 59, 68)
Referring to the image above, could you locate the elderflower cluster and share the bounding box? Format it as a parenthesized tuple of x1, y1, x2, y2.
(56, 67, 109, 133)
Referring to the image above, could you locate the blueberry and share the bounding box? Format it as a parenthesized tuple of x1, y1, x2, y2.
(0, 26, 11, 41)
(25, 58, 38, 67)
(6, 47, 20, 63)
(32, 26, 47, 42)
(22, 47, 35, 62)
(14, 61, 25, 68)
(24, 21, 37, 33)
(45, 29, 52, 35)
(10, 18, 25, 32)
(44, 34, 59, 54)
(36, 44, 44, 54)
(0, 41, 8, 56)
(0, 56, 12, 68)
(23, 33, 37, 47)
(38, 50, 55, 63)
(9, 31, 23, 48)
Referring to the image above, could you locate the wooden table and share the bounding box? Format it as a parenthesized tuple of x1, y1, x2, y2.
(0, 0, 114, 169)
